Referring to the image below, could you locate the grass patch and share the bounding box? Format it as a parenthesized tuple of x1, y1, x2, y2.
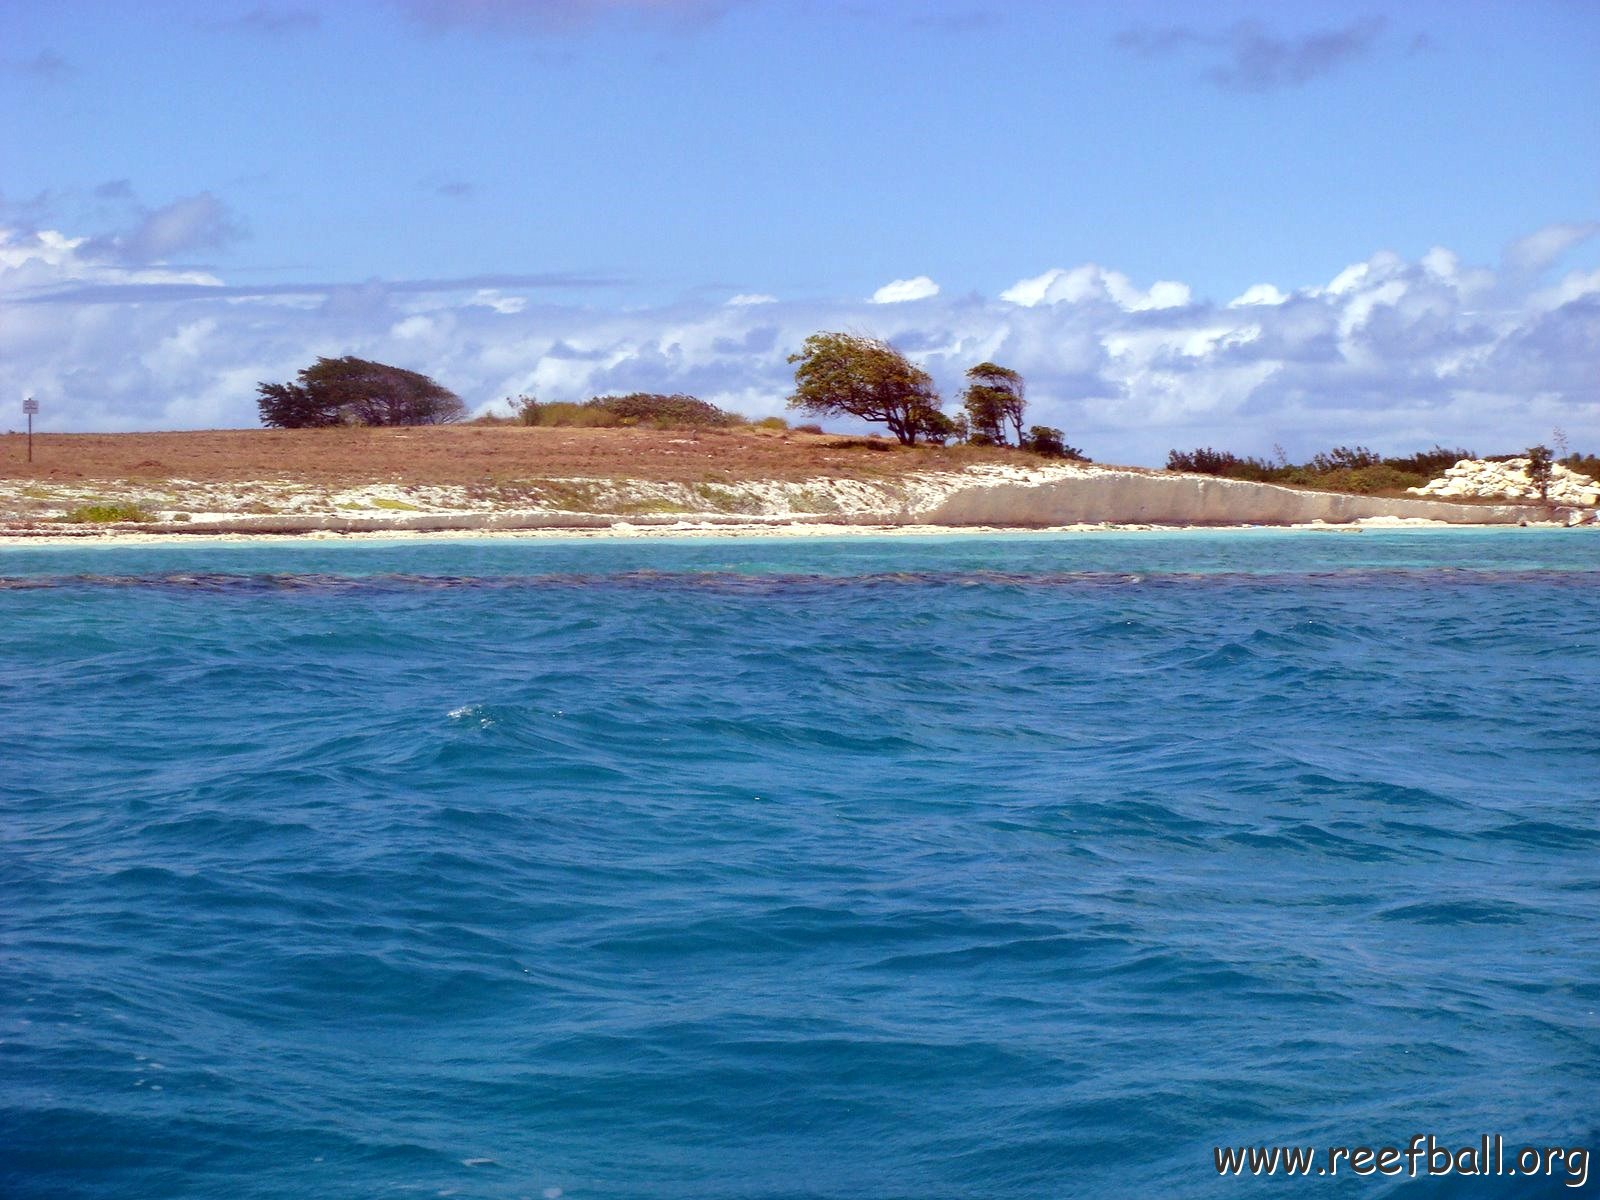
(370, 497, 421, 511)
(794, 487, 844, 515)
(691, 483, 762, 514)
(617, 497, 697, 515)
(63, 502, 157, 524)
(524, 480, 607, 511)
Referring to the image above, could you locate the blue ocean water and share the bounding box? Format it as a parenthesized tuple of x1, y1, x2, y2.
(3, 529, 1598, 1199)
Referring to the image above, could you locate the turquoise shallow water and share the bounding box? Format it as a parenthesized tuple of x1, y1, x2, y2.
(3, 529, 1598, 1198)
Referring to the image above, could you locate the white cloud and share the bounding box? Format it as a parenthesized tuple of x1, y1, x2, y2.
(391, 315, 436, 340)
(1000, 264, 1189, 311)
(1229, 283, 1287, 307)
(1533, 267, 1600, 312)
(726, 293, 776, 306)
(82, 192, 243, 264)
(4, 222, 1597, 466)
(1505, 221, 1600, 275)
(470, 289, 527, 314)
(870, 275, 940, 304)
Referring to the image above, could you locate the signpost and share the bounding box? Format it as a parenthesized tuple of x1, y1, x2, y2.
(24, 397, 38, 463)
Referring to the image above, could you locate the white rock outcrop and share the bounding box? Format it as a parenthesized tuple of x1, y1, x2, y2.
(1408, 458, 1600, 506)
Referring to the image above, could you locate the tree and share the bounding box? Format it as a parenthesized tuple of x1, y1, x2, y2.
(256, 356, 465, 428)
(256, 380, 342, 429)
(1526, 444, 1554, 500)
(787, 332, 944, 446)
(1025, 426, 1089, 461)
(912, 408, 959, 446)
(962, 362, 1025, 446)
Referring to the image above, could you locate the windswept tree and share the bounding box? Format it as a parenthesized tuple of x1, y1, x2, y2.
(256, 357, 465, 428)
(787, 332, 944, 446)
(962, 362, 1026, 446)
(1526, 444, 1554, 500)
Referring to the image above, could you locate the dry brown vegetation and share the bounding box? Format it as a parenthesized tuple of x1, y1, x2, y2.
(0, 424, 1053, 487)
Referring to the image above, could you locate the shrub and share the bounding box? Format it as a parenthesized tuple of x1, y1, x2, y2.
(912, 408, 959, 446)
(64, 502, 156, 524)
(509, 392, 740, 429)
(1026, 426, 1089, 460)
(1561, 452, 1600, 480)
(591, 392, 739, 427)
(1308, 465, 1427, 494)
(1384, 445, 1475, 476)
(521, 401, 621, 428)
(1165, 443, 1464, 494)
(1306, 445, 1382, 473)
(753, 416, 788, 430)
(1167, 447, 1276, 478)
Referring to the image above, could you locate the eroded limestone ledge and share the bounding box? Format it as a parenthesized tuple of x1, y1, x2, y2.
(922, 471, 1541, 527)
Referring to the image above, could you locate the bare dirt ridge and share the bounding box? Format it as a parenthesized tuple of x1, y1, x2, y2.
(0, 425, 1030, 486)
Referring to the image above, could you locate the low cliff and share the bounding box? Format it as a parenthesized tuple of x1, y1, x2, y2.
(921, 469, 1541, 527)
(0, 463, 1556, 536)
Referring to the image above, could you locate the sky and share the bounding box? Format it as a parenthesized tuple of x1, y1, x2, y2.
(2, 0, 1597, 466)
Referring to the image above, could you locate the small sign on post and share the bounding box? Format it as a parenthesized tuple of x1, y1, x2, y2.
(23, 397, 38, 463)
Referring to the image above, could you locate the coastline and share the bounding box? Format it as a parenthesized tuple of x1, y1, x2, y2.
(0, 514, 1585, 550)
(5, 459, 1586, 548)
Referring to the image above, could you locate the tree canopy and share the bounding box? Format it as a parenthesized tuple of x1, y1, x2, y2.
(961, 362, 1025, 446)
(786, 332, 943, 445)
(256, 357, 465, 429)
(1526, 444, 1554, 500)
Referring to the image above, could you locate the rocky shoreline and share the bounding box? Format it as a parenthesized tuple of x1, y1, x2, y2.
(2, 463, 1587, 542)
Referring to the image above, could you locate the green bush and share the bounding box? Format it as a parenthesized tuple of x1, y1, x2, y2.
(1166, 444, 1479, 495)
(1385, 445, 1475, 476)
(520, 401, 622, 428)
(1166, 448, 1280, 480)
(1306, 445, 1382, 473)
(1026, 426, 1090, 461)
(592, 393, 739, 427)
(510, 392, 739, 430)
(753, 416, 788, 430)
(64, 502, 157, 524)
(1561, 452, 1600, 480)
(1304, 465, 1427, 494)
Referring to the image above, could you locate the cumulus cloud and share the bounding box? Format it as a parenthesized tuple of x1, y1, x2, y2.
(396, 0, 738, 35)
(870, 275, 941, 304)
(80, 193, 244, 265)
(1117, 17, 1386, 91)
(4, 219, 1598, 462)
(1001, 265, 1189, 311)
(1505, 222, 1600, 275)
(1229, 283, 1288, 307)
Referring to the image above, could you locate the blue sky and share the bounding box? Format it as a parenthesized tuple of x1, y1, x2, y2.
(2, 0, 1597, 464)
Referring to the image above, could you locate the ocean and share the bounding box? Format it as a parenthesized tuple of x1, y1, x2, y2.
(4, 529, 1597, 1198)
